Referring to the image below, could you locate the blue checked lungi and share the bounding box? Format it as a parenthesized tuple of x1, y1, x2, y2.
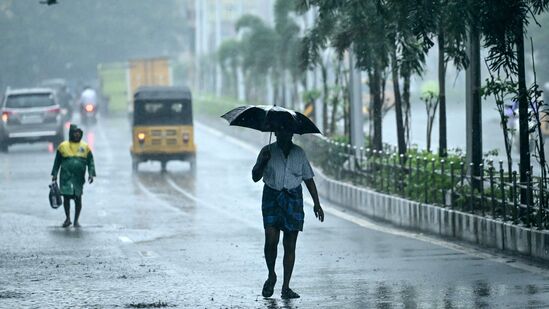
(262, 184, 304, 232)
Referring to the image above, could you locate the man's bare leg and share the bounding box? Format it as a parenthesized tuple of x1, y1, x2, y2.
(62, 196, 71, 227)
(262, 227, 280, 297)
(73, 196, 82, 228)
(281, 231, 300, 299)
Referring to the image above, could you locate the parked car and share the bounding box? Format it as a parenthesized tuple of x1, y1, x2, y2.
(0, 88, 65, 152)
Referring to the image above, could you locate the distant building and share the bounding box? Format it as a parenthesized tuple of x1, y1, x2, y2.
(188, 0, 273, 94)
(191, 0, 274, 57)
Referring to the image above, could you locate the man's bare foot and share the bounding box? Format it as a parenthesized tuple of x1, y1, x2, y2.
(62, 219, 71, 228)
(281, 287, 300, 299)
(73, 222, 81, 228)
(262, 274, 277, 298)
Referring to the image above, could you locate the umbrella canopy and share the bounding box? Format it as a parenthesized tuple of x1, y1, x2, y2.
(221, 105, 321, 135)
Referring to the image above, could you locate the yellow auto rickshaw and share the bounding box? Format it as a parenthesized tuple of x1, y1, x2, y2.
(130, 86, 196, 172)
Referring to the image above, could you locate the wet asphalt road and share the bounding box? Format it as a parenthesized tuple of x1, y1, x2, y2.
(2, 116, 549, 309)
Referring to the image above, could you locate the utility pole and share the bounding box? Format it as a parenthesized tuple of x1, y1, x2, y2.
(215, 0, 222, 97)
(202, 0, 210, 93)
(349, 49, 364, 149)
(237, 0, 245, 101)
(194, 0, 201, 91)
(466, 15, 482, 190)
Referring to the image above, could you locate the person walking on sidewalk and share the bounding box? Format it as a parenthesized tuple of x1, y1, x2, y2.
(51, 124, 96, 228)
(252, 130, 324, 299)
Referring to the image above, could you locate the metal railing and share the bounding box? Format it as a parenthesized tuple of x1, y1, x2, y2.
(297, 135, 549, 230)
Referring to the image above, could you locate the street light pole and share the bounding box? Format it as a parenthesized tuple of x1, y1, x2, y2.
(349, 48, 364, 149)
(215, 0, 222, 97)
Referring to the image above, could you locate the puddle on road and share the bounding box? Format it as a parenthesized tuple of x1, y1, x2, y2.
(125, 301, 172, 308)
(0, 290, 23, 299)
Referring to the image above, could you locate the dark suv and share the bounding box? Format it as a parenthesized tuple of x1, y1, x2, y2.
(0, 88, 65, 152)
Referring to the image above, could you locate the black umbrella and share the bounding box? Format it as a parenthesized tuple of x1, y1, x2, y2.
(221, 105, 321, 135)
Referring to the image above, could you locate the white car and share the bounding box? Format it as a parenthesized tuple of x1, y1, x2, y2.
(0, 88, 65, 152)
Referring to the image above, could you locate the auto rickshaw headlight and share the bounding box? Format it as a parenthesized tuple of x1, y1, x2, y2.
(137, 132, 146, 144)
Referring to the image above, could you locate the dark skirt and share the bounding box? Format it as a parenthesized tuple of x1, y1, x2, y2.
(262, 185, 304, 232)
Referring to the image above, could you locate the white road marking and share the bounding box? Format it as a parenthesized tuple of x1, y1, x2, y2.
(134, 177, 183, 214)
(138, 250, 158, 258)
(118, 236, 133, 243)
(165, 176, 260, 230)
(197, 121, 549, 276)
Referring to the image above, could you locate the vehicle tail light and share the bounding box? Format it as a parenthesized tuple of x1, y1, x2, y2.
(183, 132, 190, 143)
(47, 107, 61, 114)
(137, 132, 146, 144)
(85, 104, 94, 112)
(1, 111, 10, 123)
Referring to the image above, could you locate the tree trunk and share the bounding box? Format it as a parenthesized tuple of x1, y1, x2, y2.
(438, 29, 448, 157)
(367, 70, 374, 147)
(344, 88, 350, 139)
(372, 63, 383, 151)
(281, 70, 287, 108)
(321, 63, 329, 135)
(391, 48, 406, 156)
(516, 24, 531, 206)
(291, 74, 299, 110)
(466, 15, 483, 191)
(330, 61, 342, 135)
(402, 70, 411, 148)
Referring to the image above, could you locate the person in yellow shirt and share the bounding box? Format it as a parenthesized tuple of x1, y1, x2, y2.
(51, 124, 95, 228)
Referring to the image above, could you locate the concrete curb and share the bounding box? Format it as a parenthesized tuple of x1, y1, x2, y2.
(313, 167, 549, 262)
(196, 114, 549, 262)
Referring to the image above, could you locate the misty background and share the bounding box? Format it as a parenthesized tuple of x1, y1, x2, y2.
(2, 0, 549, 156)
(0, 0, 190, 89)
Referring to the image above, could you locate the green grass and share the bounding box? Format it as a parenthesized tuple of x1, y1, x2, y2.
(193, 94, 247, 118)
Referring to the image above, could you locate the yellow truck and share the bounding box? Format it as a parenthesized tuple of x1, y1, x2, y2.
(128, 57, 172, 114)
(98, 57, 172, 115)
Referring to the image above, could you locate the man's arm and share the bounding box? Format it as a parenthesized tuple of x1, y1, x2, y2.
(252, 148, 270, 182)
(87, 150, 96, 183)
(304, 178, 324, 222)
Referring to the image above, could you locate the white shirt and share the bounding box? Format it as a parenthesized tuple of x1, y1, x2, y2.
(258, 142, 314, 191)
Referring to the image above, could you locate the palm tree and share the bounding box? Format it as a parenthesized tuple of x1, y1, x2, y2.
(479, 0, 549, 203)
(274, 0, 303, 108)
(298, 0, 390, 150)
(433, 0, 469, 158)
(235, 14, 278, 103)
(217, 39, 241, 98)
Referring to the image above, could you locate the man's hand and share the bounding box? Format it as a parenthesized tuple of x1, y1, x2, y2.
(314, 204, 324, 222)
(51, 176, 57, 182)
(88, 176, 94, 184)
(259, 149, 271, 164)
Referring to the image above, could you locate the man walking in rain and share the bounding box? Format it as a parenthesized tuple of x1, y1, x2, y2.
(51, 124, 96, 228)
(252, 130, 324, 299)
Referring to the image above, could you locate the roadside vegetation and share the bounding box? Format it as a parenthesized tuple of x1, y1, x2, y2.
(195, 0, 549, 229)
